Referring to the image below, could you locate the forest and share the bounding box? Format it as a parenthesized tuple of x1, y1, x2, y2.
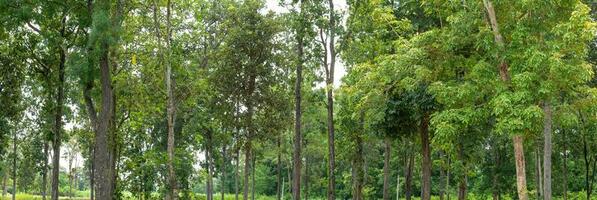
(0, 0, 596, 200)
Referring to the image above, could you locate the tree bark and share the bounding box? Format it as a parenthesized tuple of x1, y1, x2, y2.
(405, 148, 414, 200)
(90, 145, 95, 200)
(2, 170, 6, 197)
(439, 151, 446, 200)
(326, 1, 336, 200)
(535, 145, 543, 200)
(277, 135, 282, 200)
(304, 151, 309, 200)
(383, 137, 391, 200)
(42, 141, 49, 200)
(243, 93, 254, 200)
(420, 113, 431, 200)
(513, 135, 529, 200)
(562, 131, 568, 200)
(542, 102, 552, 200)
(164, 0, 177, 199)
(457, 176, 466, 200)
(251, 154, 256, 200)
(492, 143, 500, 200)
(352, 132, 364, 200)
(51, 35, 66, 200)
(222, 146, 226, 200)
(235, 149, 239, 200)
(12, 130, 17, 200)
(206, 138, 213, 200)
(482, 1, 529, 199)
(292, 1, 304, 199)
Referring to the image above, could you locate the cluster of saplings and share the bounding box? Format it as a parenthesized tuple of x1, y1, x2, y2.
(0, 0, 596, 200)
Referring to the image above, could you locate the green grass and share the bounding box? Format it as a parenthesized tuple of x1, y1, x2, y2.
(0, 193, 88, 200)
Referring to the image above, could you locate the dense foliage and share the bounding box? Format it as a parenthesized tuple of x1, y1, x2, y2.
(0, 0, 596, 200)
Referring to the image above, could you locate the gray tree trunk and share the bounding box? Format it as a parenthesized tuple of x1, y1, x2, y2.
(277, 136, 282, 200)
(51, 35, 66, 200)
(292, 1, 304, 199)
(326, 1, 336, 200)
(42, 141, 49, 200)
(543, 102, 552, 200)
(12, 130, 17, 200)
(420, 114, 431, 200)
(383, 137, 391, 200)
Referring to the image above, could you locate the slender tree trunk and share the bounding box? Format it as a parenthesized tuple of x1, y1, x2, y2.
(251, 154, 256, 200)
(243, 96, 254, 200)
(277, 136, 282, 200)
(420, 114, 431, 200)
(543, 103, 552, 200)
(383, 137, 391, 200)
(292, 1, 304, 199)
(492, 144, 500, 200)
(326, 0, 336, 198)
(457, 145, 466, 200)
(90, 146, 95, 200)
(235, 149, 239, 200)
(513, 135, 529, 200)
(222, 146, 227, 200)
(164, 0, 177, 199)
(583, 134, 591, 200)
(206, 141, 213, 200)
(51, 38, 66, 200)
(12, 130, 17, 200)
(535, 146, 543, 200)
(42, 141, 49, 200)
(2, 170, 6, 197)
(563, 132, 568, 200)
(352, 132, 364, 200)
(439, 151, 445, 200)
(405, 148, 414, 200)
(457, 176, 466, 200)
(304, 152, 309, 200)
(447, 156, 451, 200)
(484, 0, 528, 198)
(396, 172, 400, 200)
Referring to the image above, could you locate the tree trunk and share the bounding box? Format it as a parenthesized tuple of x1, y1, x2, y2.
(535, 146, 543, 200)
(243, 146, 251, 200)
(235, 149, 239, 200)
(51, 39, 66, 200)
(12, 129, 17, 200)
(90, 145, 95, 200)
(42, 141, 49, 200)
(420, 114, 431, 200)
(277, 136, 282, 200)
(352, 133, 364, 200)
(447, 156, 450, 200)
(164, 0, 177, 199)
(513, 135, 529, 200)
(542, 103, 552, 200)
(206, 141, 213, 200)
(293, 1, 304, 199)
(222, 146, 227, 200)
(251, 154, 256, 200)
(457, 176, 466, 200)
(326, 0, 336, 198)
(583, 134, 591, 200)
(439, 151, 445, 200)
(304, 152, 309, 200)
(396, 172, 400, 200)
(2, 170, 7, 197)
(492, 143, 500, 200)
(383, 137, 391, 200)
(563, 131, 568, 200)
(405, 148, 414, 200)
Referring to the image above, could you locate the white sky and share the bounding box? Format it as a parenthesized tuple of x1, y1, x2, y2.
(59, 0, 349, 172)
